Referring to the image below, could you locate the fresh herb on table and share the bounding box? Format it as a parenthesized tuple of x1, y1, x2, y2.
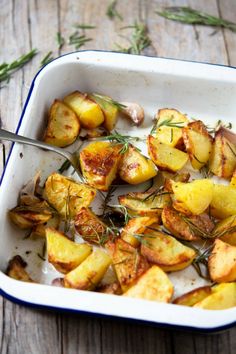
(156, 6, 236, 32)
(56, 32, 65, 50)
(40, 51, 54, 67)
(69, 31, 92, 49)
(0, 49, 37, 85)
(116, 22, 151, 55)
(74, 24, 96, 29)
(106, 0, 123, 21)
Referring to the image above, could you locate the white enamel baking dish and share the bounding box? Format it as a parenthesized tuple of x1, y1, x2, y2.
(0, 51, 235, 332)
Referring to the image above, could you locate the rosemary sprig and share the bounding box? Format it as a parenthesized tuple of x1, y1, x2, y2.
(40, 51, 54, 67)
(206, 120, 232, 134)
(74, 24, 96, 29)
(142, 187, 170, 202)
(156, 7, 236, 32)
(102, 130, 143, 154)
(0, 49, 37, 85)
(56, 32, 65, 50)
(100, 186, 117, 216)
(90, 93, 127, 110)
(107, 204, 131, 225)
(150, 116, 185, 135)
(106, 0, 123, 21)
(116, 22, 151, 55)
(69, 31, 92, 49)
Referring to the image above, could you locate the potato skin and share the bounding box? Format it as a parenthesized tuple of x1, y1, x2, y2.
(44, 99, 80, 147)
(208, 239, 236, 283)
(173, 286, 212, 306)
(123, 265, 173, 302)
(194, 283, 236, 310)
(210, 184, 236, 219)
(6, 255, 33, 282)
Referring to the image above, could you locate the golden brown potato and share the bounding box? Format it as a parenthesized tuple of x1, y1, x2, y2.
(64, 250, 111, 290)
(163, 172, 190, 192)
(141, 229, 196, 271)
(208, 239, 236, 283)
(44, 99, 80, 147)
(171, 179, 213, 215)
(64, 91, 104, 129)
(161, 207, 214, 241)
(118, 190, 171, 219)
(80, 141, 121, 191)
(123, 265, 173, 302)
(121, 216, 159, 247)
(30, 214, 60, 238)
(45, 173, 96, 219)
(173, 286, 212, 306)
(182, 120, 213, 170)
(152, 108, 188, 147)
(6, 255, 33, 282)
(106, 238, 149, 292)
(209, 128, 236, 179)
(213, 215, 236, 246)
(46, 228, 92, 274)
(119, 145, 157, 184)
(74, 207, 107, 244)
(210, 184, 236, 219)
(89, 94, 118, 131)
(194, 283, 236, 310)
(147, 135, 188, 172)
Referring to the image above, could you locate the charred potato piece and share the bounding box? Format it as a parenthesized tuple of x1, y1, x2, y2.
(80, 141, 121, 191)
(74, 207, 107, 244)
(173, 286, 212, 306)
(118, 190, 171, 219)
(106, 238, 149, 292)
(182, 120, 213, 170)
(121, 216, 159, 247)
(46, 228, 92, 274)
(208, 239, 236, 283)
(141, 229, 196, 271)
(45, 173, 96, 219)
(163, 172, 190, 192)
(147, 135, 188, 172)
(210, 184, 236, 219)
(152, 108, 188, 147)
(119, 145, 157, 184)
(209, 128, 236, 179)
(171, 179, 213, 215)
(64, 250, 111, 290)
(162, 207, 214, 241)
(213, 215, 236, 246)
(123, 265, 173, 302)
(64, 91, 104, 129)
(44, 99, 80, 147)
(194, 283, 236, 310)
(89, 94, 118, 131)
(6, 255, 33, 282)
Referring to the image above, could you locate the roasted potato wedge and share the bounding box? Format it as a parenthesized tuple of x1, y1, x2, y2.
(171, 179, 213, 215)
(89, 94, 118, 131)
(44, 99, 80, 147)
(45, 173, 96, 219)
(64, 91, 104, 129)
(64, 250, 111, 290)
(148, 135, 188, 172)
(106, 238, 149, 292)
(209, 128, 236, 179)
(182, 120, 213, 170)
(210, 184, 236, 219)
(173, 286, 212, 306)
(80, 141, 121, 191)
(118, 190, 171, 219)
(162, 207, 214, 241)
(46, 228, 92, 274)
(213, 215, 236, 246)
(194, 283, 236, 310)
(121, 216, 159, 247)
(152, 108, 188, 147)
(141, 229, 196, 271)
(208, 239, 236, 283)
(6, 255, 33, 282)
(74, 207, 107, 244)
(123, 265, 173, 302)
(119, 145, 157, 184)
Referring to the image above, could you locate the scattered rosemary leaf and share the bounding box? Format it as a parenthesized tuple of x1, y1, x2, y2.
(56, 32, 65, 50)
(40, 51, 54, 67)
(156, 6, 236, 32)
(0, 49, 37, 86)
(90, 93, 127, 110)
(106, 0, 123, 21)
(74, 24, 96, 29)
(68, 31, 92, 49)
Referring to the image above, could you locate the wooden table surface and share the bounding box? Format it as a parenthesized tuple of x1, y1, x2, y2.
(0, 0, 236, 353)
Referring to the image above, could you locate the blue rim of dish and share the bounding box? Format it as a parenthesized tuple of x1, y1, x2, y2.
(0, 50, 235, 332)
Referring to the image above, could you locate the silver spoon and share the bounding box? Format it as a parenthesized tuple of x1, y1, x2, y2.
(0, 128, 83, 179)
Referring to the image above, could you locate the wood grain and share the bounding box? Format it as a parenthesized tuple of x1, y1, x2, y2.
(0, 0, 236, 353)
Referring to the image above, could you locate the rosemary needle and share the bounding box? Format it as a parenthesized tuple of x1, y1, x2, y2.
(106, 0, 123, 21)
(69, 31, 92, 49)
(40, 51, 54, 67)
(74, 24, 96, 29)
(56, 32, 65, 50)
